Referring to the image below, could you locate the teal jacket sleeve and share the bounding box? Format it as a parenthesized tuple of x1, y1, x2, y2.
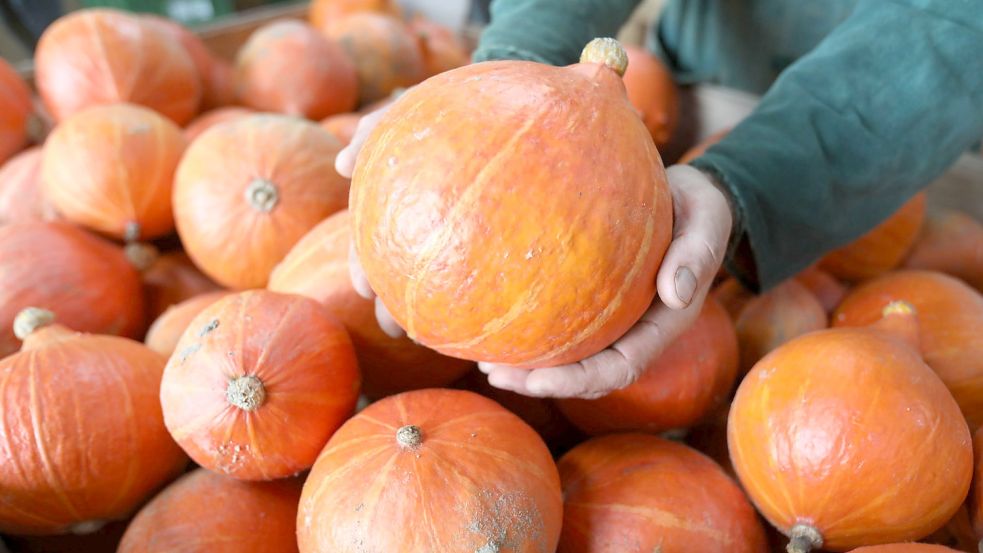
(690, 0, 983, 291)
(472, 0, 641, 65)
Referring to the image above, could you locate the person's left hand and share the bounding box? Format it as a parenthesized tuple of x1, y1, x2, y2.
(479, 164, 735, 399)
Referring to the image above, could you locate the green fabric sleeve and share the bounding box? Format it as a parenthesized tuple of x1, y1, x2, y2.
(472, 0, 642, 65)
(691, 0, 983, 291)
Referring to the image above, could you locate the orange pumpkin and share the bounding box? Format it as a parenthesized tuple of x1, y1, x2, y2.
(796, 265, 848, 313)
(297, 388, 563, 552)
(820, 193, 926, 282)
(904, 209, 983, 292)
(319, 112, 361, 145)
(729, 303, 972, 552)
(556, 296, 738, 435)
(559, 433, 767, 552)
(183, 106, 254, 142)
(0, 308, 186, 535)
(834, 270, 983, 429)
(118, 469, 301, 553)
(142, 14, 231, 111)
(174, 114, 349, 289)
(309, 0, 401, 31)
(0, 221, 144, 357)
(622, 44, 678, 148)
(735, 279, 828, 373)
(713, 276, 755, 320)
(142, 251, 222, 320)
(325, 13, 426, 105)
(269, 210, 472, 398)
(35, 9, 201, 125)
(0, 147, 59, 225)
(42, 103, 186, 240)
(235, 20, 358, 119)
(409, 15, 470, 77)
(848, 546, 961, 553)
(0, 57, 33, 164)
(678, 128, 730, 164)
(351, 38, 672, 366)
(160, 290, 359, 480)
(145, 291, 230, 357)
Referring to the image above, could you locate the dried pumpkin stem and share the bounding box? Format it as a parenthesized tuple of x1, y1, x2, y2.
(978, 538, 982, 553)
(226, 375, 267, 411)
(246, 178, 279, 213)
(123, 221, 141, 242)
(579, 37, 628, 76)
(786, 524, 823, 553)
(882, 300, 916, 317)
(123, 242, 159, 272)
(396, 425, 423, 448)
(13, 307, 55, 339)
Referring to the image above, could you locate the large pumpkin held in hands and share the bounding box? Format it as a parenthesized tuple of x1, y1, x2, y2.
(160, 290, 360, 480)
(351, 38, 672, 366)
(34, 9, 201, 125)
(0, 57, 33, 164)
(297, 388, 563, 552)
(729, 302, 973, 552)
(174, 114, 349, 289)
(0, 308, 186, 535)
(622, 44, 678, 148)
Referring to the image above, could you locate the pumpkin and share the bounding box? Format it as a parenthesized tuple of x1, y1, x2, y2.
(309, 0, 401, 31)
(325, 13, 427, 105)
(820, 193, 926, 282)
(142, 251, 222, 320)
(0, 221, 144, 357)
(847, 546, 961, 553)
(735, 279, 828, 373)
(729, 302, 973, 552)
(235, 20, 358, 119)
(183, 107, 254, 142)
(35, 9, 201, 125)
(556, 296, 738, 435)
(269, 210, 472, 398)
(145, 291, 230, 357)
(904, 209, 983, 292)
(410, 16, 470, 77)
(559, 433, 768, 552)
(118, 469, 301, 553)
(142, 14, 231, 111)
(350, 38, 672, 366)
(0, 308, 186, 535)
(42, 103, 186, 240)
(174, 114, 349, 289)
(622, 44, 678, 149)
(297, 388, 563, 552)
(0, 147, 59, 225)
(0, 57, 33, 164)
(713, 276, 755, 320)
(796, 265, 848, 313)
(834, 270, 983, 428)
(678, 128, 730, 164)
(319, 112, 361, 145)
(160, 290, 359, 480)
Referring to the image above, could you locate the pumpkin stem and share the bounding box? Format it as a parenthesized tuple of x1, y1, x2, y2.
(786, 524, 823, 553)
(978, 538, 982, 553)
(123, 221, 141, 242)
(579, 38, 628, 77)
(246, 179, 279, 213)
(13, 307, 55, 339)
(396, 425, 423, 448)
(226, 375, 266, 411)
(124, 242, 159, 272)
(874, 300, 920, 353)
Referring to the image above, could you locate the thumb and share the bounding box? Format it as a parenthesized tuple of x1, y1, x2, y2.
(335, 104, 391, 179)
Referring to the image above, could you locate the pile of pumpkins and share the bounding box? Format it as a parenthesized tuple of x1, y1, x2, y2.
(1, 0, 982, 551)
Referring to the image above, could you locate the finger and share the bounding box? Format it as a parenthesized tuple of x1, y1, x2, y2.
(374, 297, 405, 338)
(521, 349, 637, 399)
(335, 105, 390, 179)
(348, 241, 375, 300)
(477, 362, 495, 375)
(486, 367, 531, 394)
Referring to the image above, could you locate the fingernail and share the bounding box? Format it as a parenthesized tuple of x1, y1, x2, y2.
(675, 266, 697, 305)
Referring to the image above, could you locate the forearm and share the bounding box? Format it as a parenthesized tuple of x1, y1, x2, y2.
(472, 0, 642, 65)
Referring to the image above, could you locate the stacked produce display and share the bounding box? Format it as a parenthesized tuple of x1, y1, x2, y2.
(0, 0, 981, 551)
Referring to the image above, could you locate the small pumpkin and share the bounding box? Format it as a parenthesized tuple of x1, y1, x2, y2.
(351, 38, 672, 366)
(35, 9, 201, 124)
(558, 433, 768, 552)
(713, 276, 755, 320)
(729, 302, 973, 552)
(183, 106, 254, 142)
(146, 291, 230, 357)
(678, 128, 730, 164)
(297, 388, 563, 553)
(235, 20, 358, 119)
(0, 147, 59, 225)
(142, 251, 222, 320)
(319, 112, 361, 145)
(834, 270, 983, 429)
(556, 296, 738, 435)
(118, 469, 301, 553)
(325, 13, 427, 105)
(0, 308, 186, 535)
(795, 265, 848, 313)
(309, 0, 401, 31)
(735, 279, 828, 373)
(142, 14, 231, 111)
(847, 546, 961, 553)
(0, 221, 144, 358)
(904, 209, 983, 292)
(820, 193, 926, 282)
(410, 15, 470, 77)
(622, 44, 678, 149)
(160, 290, 360, 480)
(174, 114, 349, 289)
(269, 210, 472, 398)
(42, 103, 186, 240)
(0, 57, 33, 164)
